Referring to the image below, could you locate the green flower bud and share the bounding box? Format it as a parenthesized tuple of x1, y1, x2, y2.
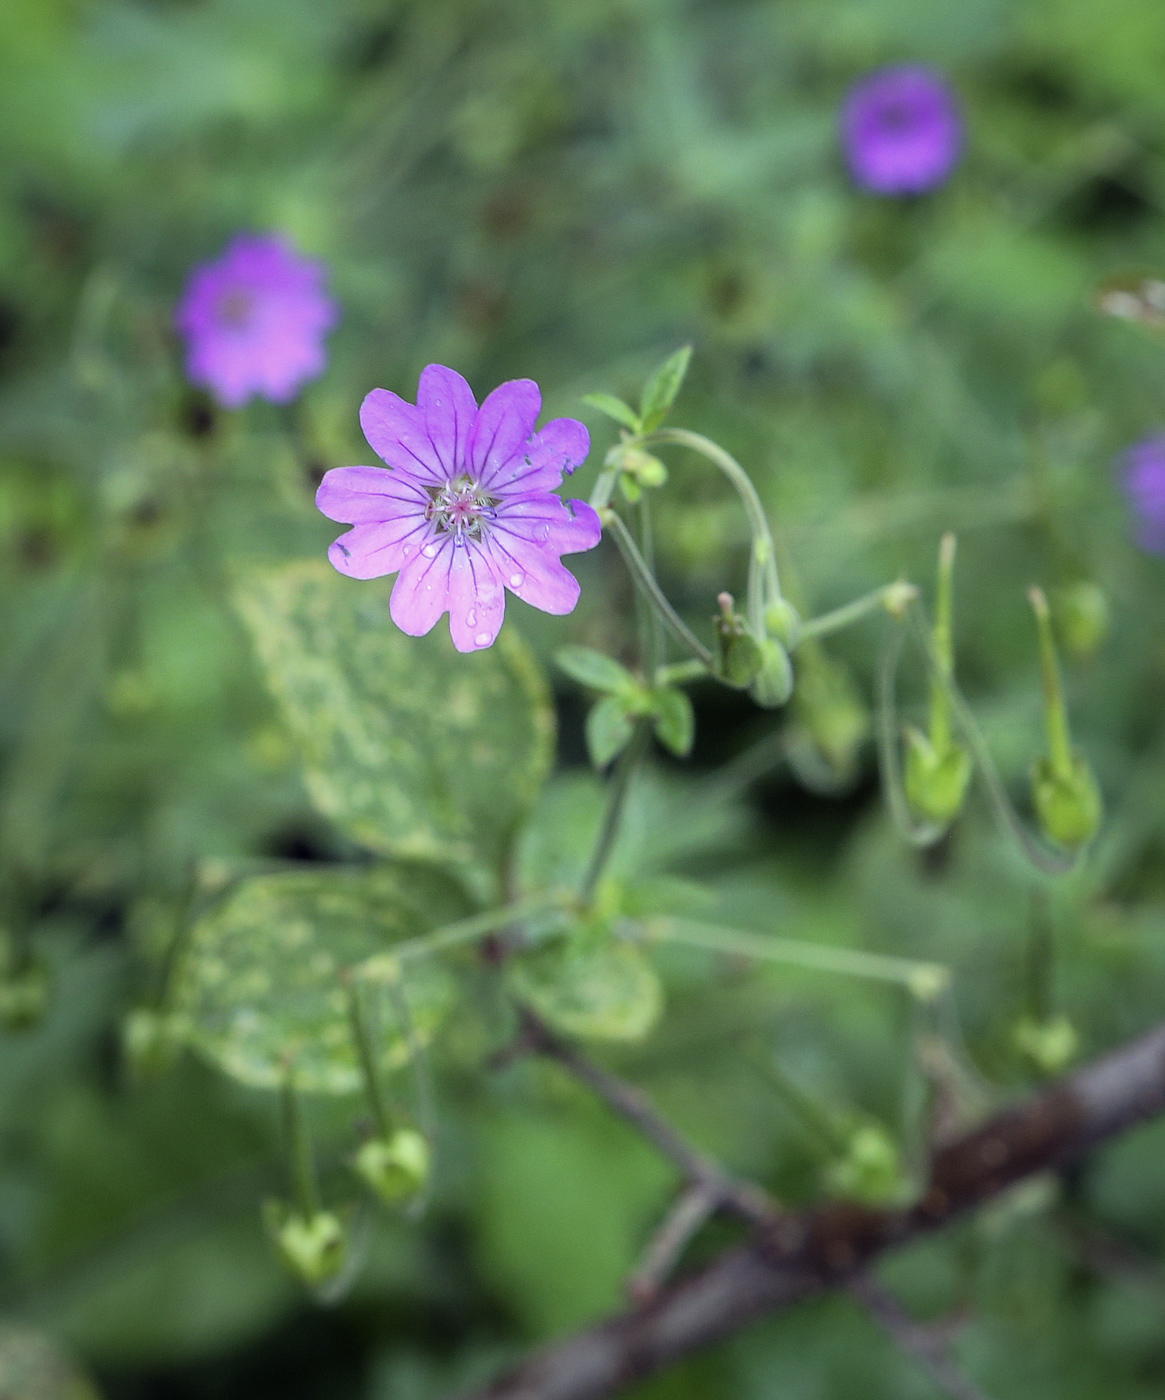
(824, 1123, 906, 1207)
(619, 447, 668, 489)
(903, 726, 972, 828)
(1031, 751, 1103, 849)
(264, 1203, 349, 1288)
(748, 638, 794, 709)
(763, 597, 801, 648)
(354, 1128, 430, 1205)
(1052, 581, 1109, 661)
(122, 1007, 183, 1081)
(791, 652, 870, 782)
(1013, 1014, 1078, 1075)
(714, 592, 764, 688)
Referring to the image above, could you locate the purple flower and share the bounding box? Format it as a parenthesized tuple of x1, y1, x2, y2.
(1122, 435, 1165, 554)
(317, 366, 602, 652)
(175, 234, 337, 408)
(842, 66, 962, 195)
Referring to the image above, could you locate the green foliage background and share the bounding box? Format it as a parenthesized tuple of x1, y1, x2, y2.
(3, 1, 1165, 1398)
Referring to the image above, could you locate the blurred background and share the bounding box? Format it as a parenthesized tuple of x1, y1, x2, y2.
(3, 1, 1165, 1398)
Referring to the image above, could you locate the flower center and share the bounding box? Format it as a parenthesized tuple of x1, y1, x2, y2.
(217, 289, 255, 328)
(425, 474, 499, 542)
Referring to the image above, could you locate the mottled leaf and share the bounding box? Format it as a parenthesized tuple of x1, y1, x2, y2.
(174, 865, 471, 1092)
(509, 935, 662, 1041)
(236, 561, 554, 871)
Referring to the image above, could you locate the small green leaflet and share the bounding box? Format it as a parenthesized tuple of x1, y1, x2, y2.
(581, 393, 641, 432)
(638, 346, 692, 432)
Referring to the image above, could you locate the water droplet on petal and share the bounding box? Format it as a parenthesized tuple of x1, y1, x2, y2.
(474, 631, 491, 647)
(422, 542, 439, 558)
(536, 524, 550, 542)
(509, 572, 524, 588)
(466, 609, 477, 627)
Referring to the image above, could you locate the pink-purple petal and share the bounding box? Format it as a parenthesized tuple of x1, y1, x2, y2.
(491, 417, 590, 495)
(469, 379, 541, 485)
(417, 365, 478, 479)
(360, 389, 444, 481)
(389, 540, 454, 637)
(316, 466, 428, 523)
(328, 519, 429, 580)
(486, 535, 582, 615)
(446, 546, 506, 652)
(494, 494, 603, 554)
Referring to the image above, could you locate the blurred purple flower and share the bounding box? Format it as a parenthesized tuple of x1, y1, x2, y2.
(317, 366, 601, 652)
(175, 234, 337, 408)
(1123, 434, 1165, 555)
(842, 66, 962, 195)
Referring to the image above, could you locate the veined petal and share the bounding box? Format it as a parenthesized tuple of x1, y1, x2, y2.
(495, 494, 603, 555)
(316, 466, 429, 523)
(360, 389, 444, 481)
(418, 365, 477, 478)
(469, 379, 541, 486)
(486, 534, 582, 616)
(491, 417, 590, 495)
(389, 537, 455, 637)
(327, 518, 430, 580)
(447, 544, 506, 652)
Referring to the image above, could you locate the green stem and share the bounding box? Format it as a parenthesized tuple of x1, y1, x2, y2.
(638, 494, 666, 673)
(647, 917, 949, 1000)
(655, 659, 710, 687)
(385, 893, 569, 965)
(601, 509, 715, 669)
(1029, 586, 1074, 780)
(930, 533, 956, 754)
(580, 721, 650, 905)
(743, 1041, 849, 1154)
(345, 977, 393, 1137)
(796, 583, 917, 645)
(281, 1070, 322, 1217)
(640, 427, 782, 634)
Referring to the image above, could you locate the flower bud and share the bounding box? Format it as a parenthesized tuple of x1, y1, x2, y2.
(714, 593, 763, 688)
(355, 1128, 430, 1204)
(264, 1203, 349, 1288)
(1013, 1014, 1078, 1075)
(620, 448, 668, 489)
(748, 638, 794, 709)
(790, 652, 869, 783)
(122, 1007, 183, 1081)
(903, 726, 972, 828)
(824, 1123, 905, 1207)
(1031, 752, 1102, 850)
(1052, 581, 1109, 661)
(763, 597, 801, 648)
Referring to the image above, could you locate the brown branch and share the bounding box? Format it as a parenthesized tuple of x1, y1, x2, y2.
(627, 1184, 718, 1304)
(452, 1020, 1165, 1400)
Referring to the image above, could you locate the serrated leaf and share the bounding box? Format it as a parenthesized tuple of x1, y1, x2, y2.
(556, 646, 635, 694)
(509, 936, 663, 1041)
(581, 393, 641, 432)
(638, 345, 692, 432)
(586, 694, 635, 768)
(651, 687, 694, 757)
(174, 866, 471, 1093)
(236, 562, 554, 872)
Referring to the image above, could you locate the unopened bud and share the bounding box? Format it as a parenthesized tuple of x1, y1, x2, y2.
(763, 597, 801, 648)
(619, 447, 668, 488)
(792, 655, 870, 780)
(749, 638, 794, 708)
(1013, 1014, 1078, 1075)
(903, 727, 972, 828)
(825, 1124, 905, 1207)
(881, 580, 918, 620)
(1031, 752, 1103, 849)
(714, 593, 764, 688)
(265, 1203, 349, 1288)
(1052, 581, 1109, 661)
(354, 1128, 430, 1204)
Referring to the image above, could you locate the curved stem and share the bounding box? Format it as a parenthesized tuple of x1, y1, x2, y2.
(281, 1071, 322, 1217)
(345, 977, 393, 1137)
(640, 428, 782, 633)
(601, 509, 715, 669)
(798, 584, 917, 645)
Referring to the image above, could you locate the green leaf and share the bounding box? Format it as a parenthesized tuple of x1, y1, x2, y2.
(580, 393, 641, 432)
(174, 865, 471, 1093)
(651, 687, 694, 757)
(586, 694, 635, 768)
(509, 936, 663, 1041)
(555, 646, 635, 694)
(638, 345, 692, 432)
(236, 562, 554, 872)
